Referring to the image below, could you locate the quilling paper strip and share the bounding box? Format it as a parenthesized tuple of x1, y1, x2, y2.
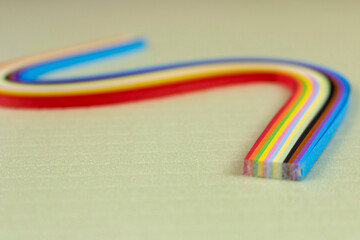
(0, 36, 350, 180)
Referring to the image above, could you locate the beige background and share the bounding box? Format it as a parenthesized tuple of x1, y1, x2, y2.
(0, 0, 359, 239)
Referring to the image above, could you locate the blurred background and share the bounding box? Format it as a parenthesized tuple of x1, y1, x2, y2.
(0, 0, 359, 239)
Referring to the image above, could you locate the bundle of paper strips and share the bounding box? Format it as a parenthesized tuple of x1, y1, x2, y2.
(0, 36, 350, 180)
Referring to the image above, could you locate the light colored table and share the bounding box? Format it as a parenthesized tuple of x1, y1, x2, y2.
(1, 1, 359, 239)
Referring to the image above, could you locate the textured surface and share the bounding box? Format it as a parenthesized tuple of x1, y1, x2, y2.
(0, 0, 359, 239)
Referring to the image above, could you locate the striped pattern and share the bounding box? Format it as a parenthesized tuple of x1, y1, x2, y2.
(0, 36, 350, 180)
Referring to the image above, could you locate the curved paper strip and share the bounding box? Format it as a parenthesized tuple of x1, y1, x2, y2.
(0, 36, 350, 180)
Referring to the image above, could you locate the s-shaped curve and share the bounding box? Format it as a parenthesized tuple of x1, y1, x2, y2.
(0, 36, 350, 180)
